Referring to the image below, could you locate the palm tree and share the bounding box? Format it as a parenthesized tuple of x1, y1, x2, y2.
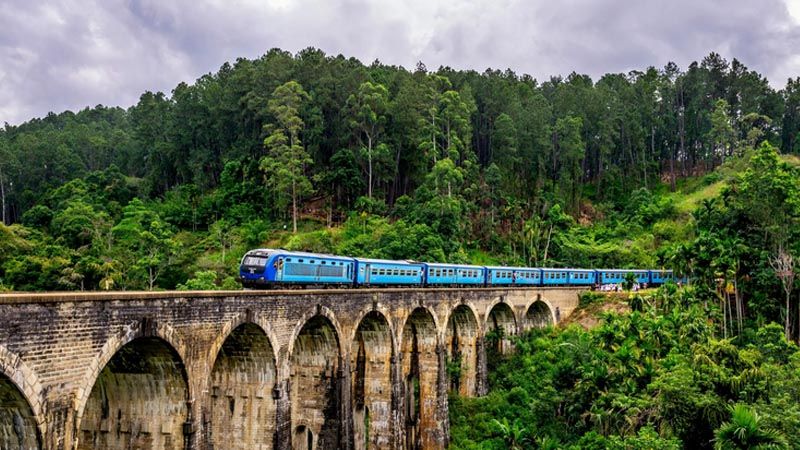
(714, 404, 788, 450)
(491, 418, 530, 450)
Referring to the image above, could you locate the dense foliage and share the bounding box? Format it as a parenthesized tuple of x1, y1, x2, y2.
(1, 48, 797, 293)
(3, 47, 800, 449)
(450, 288, 800, 449)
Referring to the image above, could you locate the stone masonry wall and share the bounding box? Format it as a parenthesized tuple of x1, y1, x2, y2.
(0, 287, 582, 450)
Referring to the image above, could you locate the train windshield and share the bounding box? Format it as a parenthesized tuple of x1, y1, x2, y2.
(242, 255, 269, 267)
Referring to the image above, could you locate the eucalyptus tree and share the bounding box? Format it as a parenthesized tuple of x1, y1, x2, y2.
(347, 81, 390, 199)
(260, 81, 314, 233)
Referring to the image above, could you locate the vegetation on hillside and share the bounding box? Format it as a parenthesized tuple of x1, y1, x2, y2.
(2, 47, 800, 448)
(1, 49, 794, 290)
(450, 288, 800, 449)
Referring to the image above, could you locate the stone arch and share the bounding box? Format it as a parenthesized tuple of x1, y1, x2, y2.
(207, 312, 281, 380)
(347, 304, 398, 357)
(286, 306, 345, 365)
(400, 307, 439, 450)
(485, 301, 517, 355)
(350, 310, 394, 450)
(289, 314, 342, 450)
(75, 319, 191, 450)
(207, 322, 277, 450)
(524, 300, 555, 331)
(0, 345, 44, 449)
(443, 304, 480, 397)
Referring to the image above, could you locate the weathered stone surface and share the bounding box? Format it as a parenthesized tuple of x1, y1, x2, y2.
(0, 287, 582, 450)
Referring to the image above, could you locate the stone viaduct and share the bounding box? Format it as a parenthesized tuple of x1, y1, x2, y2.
(0, 287, 583, 450)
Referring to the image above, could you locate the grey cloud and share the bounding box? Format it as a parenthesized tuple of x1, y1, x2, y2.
(1, 0, 800, 125)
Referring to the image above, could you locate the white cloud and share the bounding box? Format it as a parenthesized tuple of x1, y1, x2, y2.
(1, 0, 800, 125)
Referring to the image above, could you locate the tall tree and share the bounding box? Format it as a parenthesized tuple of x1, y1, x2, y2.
(260, 81, 314, 233)
(347, 81, 390, 199)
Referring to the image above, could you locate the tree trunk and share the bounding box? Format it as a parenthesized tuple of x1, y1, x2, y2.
(543, 224, 553, 263)
(292, 178, 298, 234)
(669, 143, 676, 192)
(0, 170, 5, 225)
(432, 112, 437, 164)
(367, 134, 373, 199)
(787, 290, 792, 341)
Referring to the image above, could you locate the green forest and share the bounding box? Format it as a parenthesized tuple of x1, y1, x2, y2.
(3, 47, 800, 447)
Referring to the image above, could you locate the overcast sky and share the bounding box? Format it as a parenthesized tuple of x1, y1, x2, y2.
(2, 0, 800, 125)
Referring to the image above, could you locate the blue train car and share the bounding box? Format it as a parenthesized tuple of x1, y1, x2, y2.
(486, 267, 543, 286)
(486, 266, 516, 285)
(424, 263, 485, 286)
(239, 249, 354, 287)
(650, 270, 675, 285)
(568, 269, 596, 286)
(541, 268, 570, 286)
(355, 258, 425, 286)
(598, 269, 649, 286)
(514, 268, 542, 286)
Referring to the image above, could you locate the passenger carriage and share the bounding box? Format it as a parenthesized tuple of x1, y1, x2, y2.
(354, 258, 425, 286)
(424, 263, 485, 286)
(567, 269, 596, 286)
(485, 266, 516, 285)
(541, 268, 572, 286)
(598, 269, 650, 286)
(486, 267, 543, 286)
(650, 270, 675, 285)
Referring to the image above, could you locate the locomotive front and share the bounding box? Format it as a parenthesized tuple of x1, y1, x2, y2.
(239, 248, 278, 288)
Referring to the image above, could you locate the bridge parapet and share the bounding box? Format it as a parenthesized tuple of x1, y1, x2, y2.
(0, 287, 583, 450)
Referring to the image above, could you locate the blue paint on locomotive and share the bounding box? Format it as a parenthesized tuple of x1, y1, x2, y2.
(424, 263, 485, 285)
(239, 248, 274, 287)
(239, 249, 354, 286)
(354, 258, 425, 285)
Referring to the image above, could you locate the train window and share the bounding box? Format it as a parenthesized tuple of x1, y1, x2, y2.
(298, 259, 304, 263)
(286, 258, 292, 262)
(310, 260, 315, 264)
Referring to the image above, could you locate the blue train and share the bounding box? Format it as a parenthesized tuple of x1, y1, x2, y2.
(239, 248, 684, 289)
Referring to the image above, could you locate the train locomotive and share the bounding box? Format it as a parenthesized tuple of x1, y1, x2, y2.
(239, 248, 683, 289)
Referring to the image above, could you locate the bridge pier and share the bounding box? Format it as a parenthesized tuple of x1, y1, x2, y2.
(0, 287, 581, 450)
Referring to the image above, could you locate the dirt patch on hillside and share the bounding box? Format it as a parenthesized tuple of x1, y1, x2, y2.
(561, 293, 631, 329)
